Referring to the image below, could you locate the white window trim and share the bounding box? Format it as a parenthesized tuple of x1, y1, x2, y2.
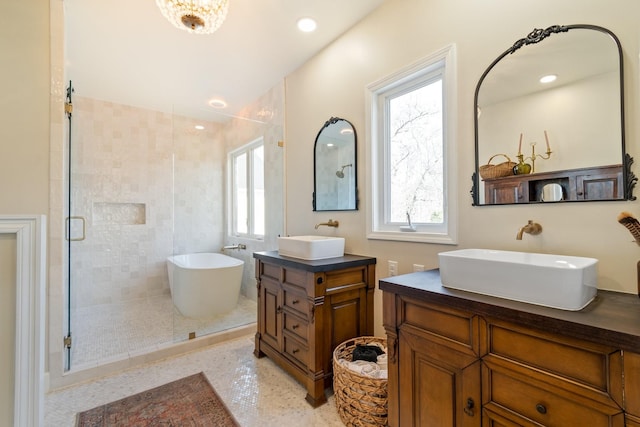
(227, 137, 265, 240)
(365, 44, 458, 245)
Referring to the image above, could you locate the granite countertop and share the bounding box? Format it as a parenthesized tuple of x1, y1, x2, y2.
(379, 269, 640, 353)
(253, 250, 376, 273)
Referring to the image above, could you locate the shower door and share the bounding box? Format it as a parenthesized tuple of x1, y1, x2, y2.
(65, 88, 177, 370)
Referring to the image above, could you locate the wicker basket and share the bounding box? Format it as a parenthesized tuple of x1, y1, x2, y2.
(333, 337, 388, 427)
(479, 154, 517, 180)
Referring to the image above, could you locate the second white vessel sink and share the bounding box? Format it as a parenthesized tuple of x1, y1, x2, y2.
(278, 235, 345, 260)
(438, 249, 598, 311)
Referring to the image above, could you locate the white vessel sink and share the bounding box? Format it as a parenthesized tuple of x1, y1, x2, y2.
(278, 235, 345, 260)
(438, 249, 598, 311)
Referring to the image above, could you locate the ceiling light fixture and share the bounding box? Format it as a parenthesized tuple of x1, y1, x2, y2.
(208, 98, 227, 108)
(539, 74, 557, 84)
(156, 0, 229, 35)
(297, 17, 317, 33)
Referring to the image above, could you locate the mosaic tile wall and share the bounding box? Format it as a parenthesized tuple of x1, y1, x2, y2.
(70, 97, 224, 309)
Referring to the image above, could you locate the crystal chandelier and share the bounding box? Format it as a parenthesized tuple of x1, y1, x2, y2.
(156, 0, 229, 35)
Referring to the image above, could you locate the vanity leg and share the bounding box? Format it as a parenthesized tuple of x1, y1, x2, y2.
(254, 333, 265, 358)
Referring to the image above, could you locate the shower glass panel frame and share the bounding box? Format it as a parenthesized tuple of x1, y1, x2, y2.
(64, 96, 280, 370)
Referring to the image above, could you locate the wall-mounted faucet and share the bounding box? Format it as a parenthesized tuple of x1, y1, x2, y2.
(516, 220, 542, 240)
(315, 219, 339, 229)
(221, 243, 246, 251)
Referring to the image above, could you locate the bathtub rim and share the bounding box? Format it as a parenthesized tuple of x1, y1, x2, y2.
(167, 252, 244, 269)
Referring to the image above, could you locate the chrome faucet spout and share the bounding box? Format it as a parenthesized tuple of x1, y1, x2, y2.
(516, 220, 542, 240)
(315, 219, 339, 229)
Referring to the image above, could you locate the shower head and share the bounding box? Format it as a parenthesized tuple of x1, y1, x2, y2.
(336, 163, 352, 179)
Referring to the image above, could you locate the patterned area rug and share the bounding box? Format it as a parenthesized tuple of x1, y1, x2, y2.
(76, 372, 239, 426)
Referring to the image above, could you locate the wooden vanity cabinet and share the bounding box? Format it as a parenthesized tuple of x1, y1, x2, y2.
(253, 251, 376, 407)
(381, 270, 640, 426)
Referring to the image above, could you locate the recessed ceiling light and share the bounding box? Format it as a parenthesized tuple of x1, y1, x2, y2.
(208, 98, 227, 108)
(540, 74, 557, 84)
(195, 125, 205, 130)
(340, 128, 353, 135)
(297, 17, 317, 33)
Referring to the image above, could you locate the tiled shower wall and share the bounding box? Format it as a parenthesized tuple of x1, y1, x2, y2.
(70, 97, 224, 309)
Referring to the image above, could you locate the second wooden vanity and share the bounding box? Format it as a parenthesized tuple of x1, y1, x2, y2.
(380, 269, 640, 426)
(253, 251, 376, 406)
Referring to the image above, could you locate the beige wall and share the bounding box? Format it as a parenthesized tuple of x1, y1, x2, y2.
(0, 0, 50, 215)
(285, 0, 640, 336)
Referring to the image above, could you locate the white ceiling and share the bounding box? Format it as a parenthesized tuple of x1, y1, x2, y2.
(64, 0, 385, 121)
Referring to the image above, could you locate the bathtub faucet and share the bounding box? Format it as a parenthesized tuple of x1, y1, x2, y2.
(221, 244, 247, 251)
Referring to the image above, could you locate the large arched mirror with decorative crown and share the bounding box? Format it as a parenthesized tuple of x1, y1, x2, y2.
(472, 24, 636, 206)
(313, 117, 358, 211)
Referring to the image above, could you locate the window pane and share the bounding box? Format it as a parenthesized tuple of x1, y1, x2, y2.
(234, 153, 247, 234)
(252, 146, 265, 236)
(388, 79, 444, 224)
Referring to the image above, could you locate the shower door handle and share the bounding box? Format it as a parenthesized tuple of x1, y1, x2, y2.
(65, 216, 86, 241)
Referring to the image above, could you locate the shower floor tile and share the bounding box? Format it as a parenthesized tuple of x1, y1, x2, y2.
(70, 294, 256, 368)
(45, 334, 344, 427)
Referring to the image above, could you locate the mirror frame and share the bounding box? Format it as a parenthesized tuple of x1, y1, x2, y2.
(313, 116, 358, 211)
(471, 24, 637, 206)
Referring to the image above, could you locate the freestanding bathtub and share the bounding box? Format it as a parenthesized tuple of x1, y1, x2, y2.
(166, 253, 244, 318)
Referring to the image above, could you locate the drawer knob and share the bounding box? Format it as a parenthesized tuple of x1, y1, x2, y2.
(292, 324, 299, 330)
(276, 306, 282, 314)
(292, 348, 299, 354)
(536, 403, 547, 414)
(292, 299, 299, 304)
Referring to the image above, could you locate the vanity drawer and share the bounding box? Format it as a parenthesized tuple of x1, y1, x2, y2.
(398, 295, 480, 355)
(324, 267, 366, 292)
(284, 312, 309, 343)
(483, 364, 624, 427)
(284, 335, 309, 368)
(282, 267, 309, 291)
(485, 318, 622, 397)
(260, 262, 282, 281)
(283, 286, 307, 318)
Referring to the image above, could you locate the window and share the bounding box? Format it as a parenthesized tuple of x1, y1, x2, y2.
(366, 45, 457, 244)
(229, 138, 264, 239)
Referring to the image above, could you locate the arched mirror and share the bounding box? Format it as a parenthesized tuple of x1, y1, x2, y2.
(313, 117, 358, 211)
(472, 24, 636, 205)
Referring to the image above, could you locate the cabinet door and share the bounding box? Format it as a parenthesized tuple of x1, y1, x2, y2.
(259, 276, 282, 351)
(327, 287, 366, 350)
(484, 180, 526, 204)
(398, 329, 481, 427)
(576, 170, 622, 200)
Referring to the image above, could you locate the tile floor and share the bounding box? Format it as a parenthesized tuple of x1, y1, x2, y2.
(70, 294, 257, 368)
(45, 334, 344, 426)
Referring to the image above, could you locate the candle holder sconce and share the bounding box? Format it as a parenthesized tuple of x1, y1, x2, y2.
(516, 130, 553, 174)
